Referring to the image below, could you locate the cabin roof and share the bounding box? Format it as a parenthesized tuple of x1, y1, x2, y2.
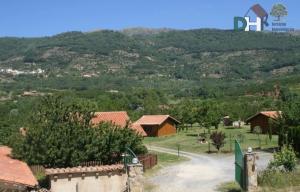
(246, 111, 282, 122)
(135, 115, 180, 125)
(91, 111, 129, 127)
(91, 111, 147, 136)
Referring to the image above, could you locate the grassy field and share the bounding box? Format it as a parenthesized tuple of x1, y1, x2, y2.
(144, 125, 278, 154)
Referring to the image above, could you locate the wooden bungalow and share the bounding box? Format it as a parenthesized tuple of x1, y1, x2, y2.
(246, 111, 282, 134)
(134, 115, 180, 137)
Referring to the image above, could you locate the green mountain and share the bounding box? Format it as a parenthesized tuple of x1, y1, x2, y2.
(1, 29, 300, 96)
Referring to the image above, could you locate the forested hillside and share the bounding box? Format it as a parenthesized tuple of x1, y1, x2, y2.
(1, 28, 300, 145)
(1, 29, 300, 97)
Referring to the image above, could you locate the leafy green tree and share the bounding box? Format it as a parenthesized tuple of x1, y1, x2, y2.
(179, 100, 197, 130)
(194, 102, 209, 127)
(11, 96, 146, 167)
(272, 98, 300, 148)
(207, 102, 222, 129)
(270, 4, 288, 21)
(88, 123, 146, 164)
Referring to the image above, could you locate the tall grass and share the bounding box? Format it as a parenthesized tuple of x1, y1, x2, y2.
(258, 169, 300, 189)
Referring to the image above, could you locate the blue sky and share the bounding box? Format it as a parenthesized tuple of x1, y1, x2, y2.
(0, 0, 298, 37)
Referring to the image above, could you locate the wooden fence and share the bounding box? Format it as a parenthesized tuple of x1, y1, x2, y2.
(138, 153, 158, 171)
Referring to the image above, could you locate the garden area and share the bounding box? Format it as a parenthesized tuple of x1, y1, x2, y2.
(144, 125, 278, 154)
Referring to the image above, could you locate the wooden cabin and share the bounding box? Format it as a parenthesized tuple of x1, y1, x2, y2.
(246, 111, 281, 134)
(134, 115, 180, 137)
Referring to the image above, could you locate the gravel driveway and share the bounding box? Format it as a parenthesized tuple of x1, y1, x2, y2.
(146, 146, 273, 192)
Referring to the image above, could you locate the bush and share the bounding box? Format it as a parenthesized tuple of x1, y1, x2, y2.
(268, 145, 297, 172)
(210, 131, 226, 152)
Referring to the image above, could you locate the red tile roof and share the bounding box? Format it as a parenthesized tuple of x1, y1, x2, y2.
(131, 123, 147, 137)
(91, 111, 129, 127)
(0, 146, 38, 187)
(134, 115, 180, 125)
(91, 111, 147, 136)
(246, 111, 282, 122)
(45, 164, 124, 175)
(0, 146, 11, 156)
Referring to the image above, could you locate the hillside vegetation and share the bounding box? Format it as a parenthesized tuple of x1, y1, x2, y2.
(1, 29, 300, 96)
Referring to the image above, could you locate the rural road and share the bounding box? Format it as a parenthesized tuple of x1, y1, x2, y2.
(145, 146, 273, 192)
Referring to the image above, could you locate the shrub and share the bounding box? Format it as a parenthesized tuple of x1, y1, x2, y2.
(210, 131, 226, 152)
(268, 145, 297, 172)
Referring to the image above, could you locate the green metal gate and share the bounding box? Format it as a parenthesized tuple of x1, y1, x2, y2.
(235, 140, 244, 189)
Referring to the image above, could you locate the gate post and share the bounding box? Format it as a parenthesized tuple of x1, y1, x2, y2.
(244, 147, 258, 192)
(127, 163, 144, 192)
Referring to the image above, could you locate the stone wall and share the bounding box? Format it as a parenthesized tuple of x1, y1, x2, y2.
(46, 163, 144, 192)
(46, 165, 127, 192)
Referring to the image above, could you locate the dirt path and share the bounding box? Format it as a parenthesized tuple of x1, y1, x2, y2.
(146, 146, 272, 192)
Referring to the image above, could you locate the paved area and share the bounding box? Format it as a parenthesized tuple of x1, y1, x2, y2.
(146, 146, 273, 192)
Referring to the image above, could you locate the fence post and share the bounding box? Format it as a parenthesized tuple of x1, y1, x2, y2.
(230, 133, 232, 152)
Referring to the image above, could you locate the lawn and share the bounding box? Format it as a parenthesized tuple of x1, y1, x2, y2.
(144, 125, 278, 154)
